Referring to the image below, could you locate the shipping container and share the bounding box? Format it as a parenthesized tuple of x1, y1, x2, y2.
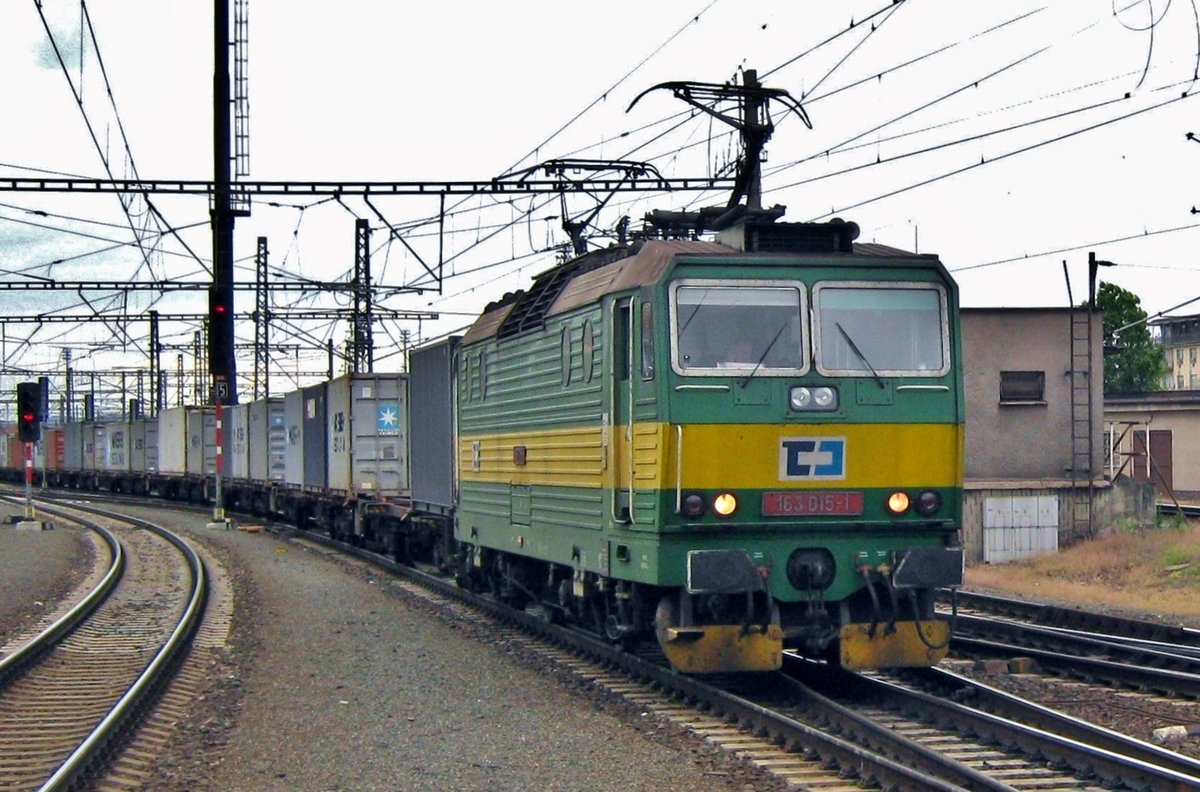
(6, 432, 46, 472)
(157, 407, 189, 475)
(64, 422, 86, 471)
(81, 422, 98, 471)
(130, 417, 158, 473)
(249, 397, 286, 482)
(94, 421, 132, 472)
(43, 427, 65, 471)
(326, 374, 409, 495)
(227, 403, 251, 480)
(5, 432, 19, 470)
(301, 383, 327, 489)
(409, 338, 459, 511)
(283, 389, 305, 487)
(185, 408, 217, 476)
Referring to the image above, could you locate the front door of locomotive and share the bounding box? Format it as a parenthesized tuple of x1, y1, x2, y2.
(610, 295, 660, 528)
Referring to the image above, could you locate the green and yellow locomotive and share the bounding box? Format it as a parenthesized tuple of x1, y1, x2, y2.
(453, 217, 963, 673)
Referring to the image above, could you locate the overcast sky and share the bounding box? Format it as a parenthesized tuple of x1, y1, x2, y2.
(2, 1, 1199, 398)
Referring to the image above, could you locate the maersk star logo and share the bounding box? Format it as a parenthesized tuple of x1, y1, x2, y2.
(779, 437, 846, 481)
(377, 405, 401, 434)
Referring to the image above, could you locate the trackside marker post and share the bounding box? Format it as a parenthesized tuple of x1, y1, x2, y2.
(206, 395, 234, 530)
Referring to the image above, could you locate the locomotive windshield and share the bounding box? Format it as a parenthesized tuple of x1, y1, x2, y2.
(814, 283, 949, 376)
(671, 281, 806, 375)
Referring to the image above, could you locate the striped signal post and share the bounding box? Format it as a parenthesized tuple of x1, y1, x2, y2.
(206, 379, 234, 530)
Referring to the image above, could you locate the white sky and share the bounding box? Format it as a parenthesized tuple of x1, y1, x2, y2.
(3, 1, 1200, 403)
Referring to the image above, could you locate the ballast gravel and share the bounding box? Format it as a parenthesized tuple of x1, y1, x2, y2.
(0, 500, 778, 792)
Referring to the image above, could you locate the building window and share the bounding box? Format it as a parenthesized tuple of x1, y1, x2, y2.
(999, 370, 1045, 404)
(1191, 347, 1197, 366)
(1179, 374, 1186, 389)
(1177, 348, 1184, 366)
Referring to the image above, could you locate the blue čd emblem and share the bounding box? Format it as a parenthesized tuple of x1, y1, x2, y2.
(779, 437, 846, 480)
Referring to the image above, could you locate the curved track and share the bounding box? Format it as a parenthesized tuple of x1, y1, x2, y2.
(0, 497, 207, 791)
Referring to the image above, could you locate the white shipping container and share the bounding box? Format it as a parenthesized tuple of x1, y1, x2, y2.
(325, 374, 409, 496)
(185, 408, 217, 476)
(249, 398, 286, 482)
(227, 403, 251, 480)
(81, 422, 98, 472)
(283, 389, 304, 487)
(94, 421, 132, 472)
(157, 407, 189, 475)
(130, 417, 158, 473)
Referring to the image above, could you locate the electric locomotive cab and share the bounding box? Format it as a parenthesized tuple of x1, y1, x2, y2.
(651, 222, 964, 673)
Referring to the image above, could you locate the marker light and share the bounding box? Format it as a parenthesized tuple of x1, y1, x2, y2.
(682, 493, 707, 518)
(886, 491, 911, 515)
(712, 492, 738, 517)
(915, 489, 943, 516)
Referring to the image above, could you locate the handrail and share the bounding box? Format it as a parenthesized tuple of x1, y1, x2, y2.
(675, 424, 683, 514)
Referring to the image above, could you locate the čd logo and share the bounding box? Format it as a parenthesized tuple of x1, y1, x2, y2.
(779, 437, 846, 481)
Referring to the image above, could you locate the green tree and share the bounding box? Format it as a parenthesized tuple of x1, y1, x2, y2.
(1092, 282, 1169, 393)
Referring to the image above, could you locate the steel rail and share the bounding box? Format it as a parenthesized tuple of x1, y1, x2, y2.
(0, 502, 124, 686)
(18, 499, 209, 792)
(914, 665, 1200, 781)
(939, 589, 1200, 645)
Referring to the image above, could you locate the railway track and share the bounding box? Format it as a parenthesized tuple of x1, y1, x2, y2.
(0, 496, 208, 791)
(22, 490, 1200, 789)
(283, 524, 1200, 791)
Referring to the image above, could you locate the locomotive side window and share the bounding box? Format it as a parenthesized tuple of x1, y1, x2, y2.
(670, 280, 807, 376)
(641, 302, 655, 381)
(813, 283, 948, 376)
(582, 320, 595, 383)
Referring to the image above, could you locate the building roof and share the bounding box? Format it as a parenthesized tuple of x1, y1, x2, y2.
(1106, 389, 1200, 408)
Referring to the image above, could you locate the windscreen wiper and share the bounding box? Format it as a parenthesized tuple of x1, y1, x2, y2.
(836, 322, 884, 389)
(740, 320, 791, 388)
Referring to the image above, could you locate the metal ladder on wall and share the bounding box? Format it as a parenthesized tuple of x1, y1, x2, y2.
(1067, 300, 1095, 536)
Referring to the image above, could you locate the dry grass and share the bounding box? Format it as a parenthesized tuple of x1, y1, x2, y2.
(964, 518, 1200, 621)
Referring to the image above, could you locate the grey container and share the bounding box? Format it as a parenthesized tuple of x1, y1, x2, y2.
(94, 421, 131, 472)
(157, 407, 189, 475)
(409, 337, 459, 511)
(227, 403, 251, 480)
(130, 417, 158, 473)
(283, 389, 305, 487)
(301, 383, 327, 489)
(185, 408, 217, 477)
(81, 422, 98, 472)
(326, 373, 409, 496)
(64, 422, 86, 472)
(249, 397, 286, 482)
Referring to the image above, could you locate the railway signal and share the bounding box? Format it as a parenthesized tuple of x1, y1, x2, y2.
(17, 381, 41, 443)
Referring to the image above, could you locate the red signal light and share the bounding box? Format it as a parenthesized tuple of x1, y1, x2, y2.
(213, 303, 227, 315)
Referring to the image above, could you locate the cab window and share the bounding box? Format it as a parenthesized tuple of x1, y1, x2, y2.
(671, 281, 806, 376)
(814, 283, 948, 376)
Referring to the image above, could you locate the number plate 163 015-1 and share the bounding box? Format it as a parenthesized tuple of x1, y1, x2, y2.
(762, 491, 864, 516)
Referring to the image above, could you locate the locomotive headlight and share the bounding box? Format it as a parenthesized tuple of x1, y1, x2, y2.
(789, 386, 838, 412)
(712, 492, 738, 517)
(915, 489, 942, 516)
(682, 492, 707, 518)
(886, 491, 911, 515)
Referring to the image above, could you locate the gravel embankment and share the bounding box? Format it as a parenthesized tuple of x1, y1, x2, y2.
(11, 500, 778, 792)
(0, 506, 93, 649)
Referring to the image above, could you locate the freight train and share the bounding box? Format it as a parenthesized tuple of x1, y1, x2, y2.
(2, 214, 965, 674)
